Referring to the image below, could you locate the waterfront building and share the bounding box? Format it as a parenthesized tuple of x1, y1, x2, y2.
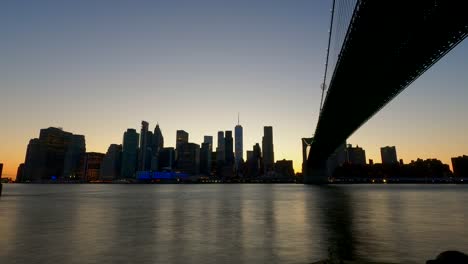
(216, 131, 225, 163)
(150, 124, 164, 171)
(16, 163, 24, 183)
(451, 155, 468, 177)
(235, 119, 243, 170)
(346, 144, 366, 165)
(100, 144, 122, 181)
(138, 121, 149, 171)
(381, 146, 398, 164)
(121, 129, 139, 179)
(275, 159, 295, 178)
(177, 143, 200, 175)
(225, 131, 234, 165)
(63, 135, 86, 179)
(0, 163, 2, 178)
(22, 127, 85, 182)
(200, 142, 212, 175)
(204, 136, 213, 147)
(176, 130, 189, 163)
(262, 126, 274, 174)
(80, 152, 105, 182)
(159, 147, 175, 170)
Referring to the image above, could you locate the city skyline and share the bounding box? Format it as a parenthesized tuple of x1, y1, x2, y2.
(2, 1, 468, 178)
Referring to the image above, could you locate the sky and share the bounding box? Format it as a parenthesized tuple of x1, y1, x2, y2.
(1, 0, 468, 179)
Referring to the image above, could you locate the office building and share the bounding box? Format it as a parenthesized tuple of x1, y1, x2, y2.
(176, 130, 189, 162)
(121, 129, 139, 178)
(452, 155, 468, 177)
(216, 131, 225, 163)
(138, 121, 149, 171)
(22, 127, 85, 182)
(200, 142, 212, 175)
(177, 143, 200, 175)
(159, 147, 175, 170)
(63, 135, 86, 179)
(16, 163, 24, 183)
(346, 144, 366, 165)
(100, 144, 122, 181)
(80, 152, 105, 182)
(275, 159, 295, 178)
(381, 146, 398, 164)
(151, 124, 164, 171)
(204, 136, 213, 147)
(262, 126, 274, 174)
(0, 163, 2, 178)
(235, 120, 243, 169)
(225, 131, 234, 164)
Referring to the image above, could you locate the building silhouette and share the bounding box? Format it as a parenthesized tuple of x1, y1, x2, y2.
(63, 135, 86, 180)
(345, 144, 366, 165)
(216, 131, 225, 163)
(100, 144, 122, 181)
(176, 130, 189, 163)
(121, 128, 139, 179)
(150, 124, 164, 171)
(275, 159, 295, 178)
(224, 131, 234, 165)
(16, 163, 24, 183)
(235, 118, 243, 170)
(22, 127, 85, 182)
(0, 163, 3, 178)
(381, 146, 398, 164)
(80, 152, 105, 182)
(138, 121, 149, 171)
(159, 147, 175, 171)
(262, 126, 274, 174)
(326, 142, 347, 177)
(177, 143, 200, 175)
(451, 155, 468, 177)
(200, 136, 213, 175)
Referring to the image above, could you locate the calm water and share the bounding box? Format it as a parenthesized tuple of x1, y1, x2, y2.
(0, 184, 467, 264)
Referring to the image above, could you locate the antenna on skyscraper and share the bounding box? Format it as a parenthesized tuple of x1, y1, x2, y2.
(237, 112, 240, 125)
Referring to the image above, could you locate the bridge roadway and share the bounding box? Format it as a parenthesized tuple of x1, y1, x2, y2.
(306, 0, 468, 183)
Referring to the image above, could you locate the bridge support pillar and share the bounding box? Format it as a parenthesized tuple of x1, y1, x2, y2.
(304, 162, 329, 185)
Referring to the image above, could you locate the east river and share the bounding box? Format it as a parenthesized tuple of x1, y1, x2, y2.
(1, 184, 467, 263)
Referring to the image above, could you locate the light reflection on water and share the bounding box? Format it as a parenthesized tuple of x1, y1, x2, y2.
(0, 184, 467, 264)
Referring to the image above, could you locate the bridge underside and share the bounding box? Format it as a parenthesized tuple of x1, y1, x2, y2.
(307, 0, 468, 176)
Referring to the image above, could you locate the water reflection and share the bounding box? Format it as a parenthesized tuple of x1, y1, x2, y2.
(314, 186, 356, 261)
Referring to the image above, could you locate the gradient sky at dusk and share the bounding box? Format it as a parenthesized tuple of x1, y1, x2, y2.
(1, 0, 468, 178)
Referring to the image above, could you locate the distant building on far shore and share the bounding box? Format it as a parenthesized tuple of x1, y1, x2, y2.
(381, 146, 398, 164)
(452, 155, 468, 177)
(0, 163, 3, 178)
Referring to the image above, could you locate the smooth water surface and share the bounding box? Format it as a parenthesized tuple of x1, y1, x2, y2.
(0, 184, 467, 264)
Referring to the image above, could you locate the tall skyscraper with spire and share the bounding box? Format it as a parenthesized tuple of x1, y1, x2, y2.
(235, 113, 243, 169)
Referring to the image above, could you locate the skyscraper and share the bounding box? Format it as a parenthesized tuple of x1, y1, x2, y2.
(235, 117, 243, 169)
(79, 152, 105, 182)
(176, 130, 189, 164)
(138, 121, 149, 171)
(451, 155, 468, 177)
(216, 131, 225, 163)
(100, 144, 122, 181)
(0, 163, 3, 178)
(262, 126, 274, 174)
(177, 143, 200, 175)
(151, 124, 164, 171)
(63, 135, 86, 179)
(200, 142, 211, 175)
(346, 144, 366, 165)
(204, 136, 213, 147)
(224, 131, 234, 164)
(381, 146, 398, 164)
(121, 128, 139, 179)
(22, 127, 85, 182)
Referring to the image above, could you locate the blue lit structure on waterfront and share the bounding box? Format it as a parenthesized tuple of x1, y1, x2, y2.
(136, 171, 189, 181)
